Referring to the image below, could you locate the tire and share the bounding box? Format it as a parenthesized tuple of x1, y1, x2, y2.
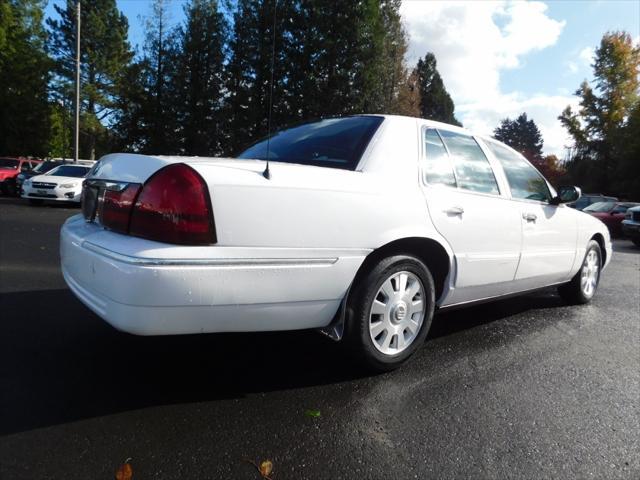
(345, 255, 436, 372)
(558, 240, 602, 305)
(4, 182, 16, 196)
(632, 238, 640, 248)
(28, 199, 44, 206)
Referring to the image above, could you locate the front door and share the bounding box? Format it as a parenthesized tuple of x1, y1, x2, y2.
(483, 139, 577, 286)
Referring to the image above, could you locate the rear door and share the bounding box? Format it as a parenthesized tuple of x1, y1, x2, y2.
(483, 139, 577, 286)
(419, 127, 522, 305)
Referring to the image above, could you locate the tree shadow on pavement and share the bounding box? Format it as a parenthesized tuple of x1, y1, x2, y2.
(0, 286, 567, 435)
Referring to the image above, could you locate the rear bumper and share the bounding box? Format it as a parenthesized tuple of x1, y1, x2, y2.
(60, 215, 367, 335)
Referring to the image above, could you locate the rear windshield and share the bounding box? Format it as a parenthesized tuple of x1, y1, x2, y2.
(47, 165, 90, 177)
(236, 116, 384, 170)
(0, 158, 19, 169)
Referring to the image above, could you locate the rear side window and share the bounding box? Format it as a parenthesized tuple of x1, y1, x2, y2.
(423, 129, 456, 187)
(485, 140, 551, 202)
(438, 130, 499, 195)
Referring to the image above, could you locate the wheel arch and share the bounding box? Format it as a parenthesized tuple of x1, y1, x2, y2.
(320, 236, 453, 341)
(591, 232, 607, 265)
(354, 237, 452, 302)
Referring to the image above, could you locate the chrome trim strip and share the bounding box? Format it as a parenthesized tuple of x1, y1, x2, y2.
(438, 281, 566, 311)
(81, 241, 339, 267)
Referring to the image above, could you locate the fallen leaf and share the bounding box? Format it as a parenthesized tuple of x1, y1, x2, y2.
(305, 409, 321, 418)
(259, 460, 273, 477)
(115, 461, 133, 480)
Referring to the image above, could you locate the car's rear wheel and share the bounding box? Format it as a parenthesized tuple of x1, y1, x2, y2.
(558, 240, 602, 304)
(345, 255, 435, 372)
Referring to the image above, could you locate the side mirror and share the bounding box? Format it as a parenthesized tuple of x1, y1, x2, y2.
(551, 185, 581, 205)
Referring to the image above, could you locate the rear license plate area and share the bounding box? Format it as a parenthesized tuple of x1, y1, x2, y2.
(82, 185, 99, 221)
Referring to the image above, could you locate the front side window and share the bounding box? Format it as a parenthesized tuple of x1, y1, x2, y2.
(438, 130, 499, 195)
(423, 128, 456, 187)
(485, 139, 551, 202)
(237, 116, 384, 170)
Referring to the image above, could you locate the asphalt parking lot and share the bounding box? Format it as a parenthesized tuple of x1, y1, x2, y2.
(1, 196, 639, 480)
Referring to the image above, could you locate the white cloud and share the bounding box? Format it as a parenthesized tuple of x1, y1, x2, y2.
(400, 0, 572, 156)
(567, 61, 579, 74)
(578, 46, 595, 65)
(459, 93, 580, 158)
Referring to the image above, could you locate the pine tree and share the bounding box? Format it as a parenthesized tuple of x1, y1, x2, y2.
(225, 0, 414, 154)
(493, 113, 544, 162)
(226, 0, 294, 154)
(415, 53, 461, 126)
(140, 0, 180, 153)
(365, 0, 409, 114)
(47, 0, 133, 159)
(111, 60, 148, 152)
(0, 0, 51, 157)
(175, 0, 229, 156)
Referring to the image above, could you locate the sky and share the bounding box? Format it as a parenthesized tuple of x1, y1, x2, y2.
(45, 0, 640, 158)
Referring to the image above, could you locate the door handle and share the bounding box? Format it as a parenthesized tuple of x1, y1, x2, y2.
(443, 206, 464, 216)
(522, 212, 537, 222)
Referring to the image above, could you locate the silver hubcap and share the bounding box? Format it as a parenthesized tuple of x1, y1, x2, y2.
(369, 271, 425, 355)
(581, 249, 600, 297)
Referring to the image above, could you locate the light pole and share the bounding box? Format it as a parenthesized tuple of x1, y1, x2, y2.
(74, 1, 81, 164)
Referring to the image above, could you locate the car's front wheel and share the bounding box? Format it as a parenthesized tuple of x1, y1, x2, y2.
(558, 240, 602, 304)
(345, 255, 435, 372)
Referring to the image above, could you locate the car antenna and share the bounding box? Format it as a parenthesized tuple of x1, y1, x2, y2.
(263, 0, 278, 180)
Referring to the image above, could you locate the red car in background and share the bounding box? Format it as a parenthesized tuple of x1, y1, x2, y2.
(583, 201, 640, 236)
(0, 157, 43, 196)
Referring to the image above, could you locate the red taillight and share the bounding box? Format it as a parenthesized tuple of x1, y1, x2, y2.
(101, 184, 141, 233)
(128, 163, 216, 245)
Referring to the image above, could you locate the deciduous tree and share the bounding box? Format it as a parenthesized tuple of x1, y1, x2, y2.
(559, 31, 640, 195)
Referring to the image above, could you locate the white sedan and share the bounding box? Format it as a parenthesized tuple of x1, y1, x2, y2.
(60, 115, 612, 371)
(22, 164, 92, 204)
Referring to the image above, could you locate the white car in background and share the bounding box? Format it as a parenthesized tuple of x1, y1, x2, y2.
(60, 115, 612, 371)
(22, 163, 93, 205)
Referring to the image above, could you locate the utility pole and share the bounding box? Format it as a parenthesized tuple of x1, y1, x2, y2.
(74, 1, 81, 163)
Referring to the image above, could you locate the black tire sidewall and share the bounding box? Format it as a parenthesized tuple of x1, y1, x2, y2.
(346, 255, 436, 371)
(559, 240, 602, 304)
